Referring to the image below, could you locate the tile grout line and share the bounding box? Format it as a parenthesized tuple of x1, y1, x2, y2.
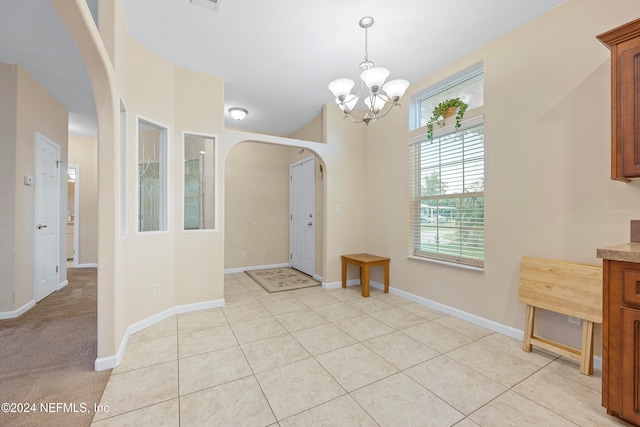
(106, 277, 604, 425)
(232, 331, 280, 424)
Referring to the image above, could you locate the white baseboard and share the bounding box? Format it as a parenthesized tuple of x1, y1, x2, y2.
(367, 280, 603, 371)
(57, 280, 69, 291)
(369, 280, 523, 340)
(313, 274, 324, 282)
(224, 263, 290, 274)
(0, 300, 36, 320)
(322, 279, 359, 290)
(94, 298, 225, 371)
(76, 263, 98, 268)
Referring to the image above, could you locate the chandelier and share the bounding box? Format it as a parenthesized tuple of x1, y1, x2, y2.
(328, 16, 409, 125)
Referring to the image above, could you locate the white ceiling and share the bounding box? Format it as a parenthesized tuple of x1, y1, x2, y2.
(0, 0, 564, 137)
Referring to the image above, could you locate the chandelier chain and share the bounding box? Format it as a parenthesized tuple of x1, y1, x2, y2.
(364, 26, 368, 63)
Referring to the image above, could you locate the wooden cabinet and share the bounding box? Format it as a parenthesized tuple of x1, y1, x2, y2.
(597, 18, 640, 181)
(602, 259, 640, 425)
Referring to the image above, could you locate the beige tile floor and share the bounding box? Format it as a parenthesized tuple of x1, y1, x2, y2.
(91, 273, 633, 427)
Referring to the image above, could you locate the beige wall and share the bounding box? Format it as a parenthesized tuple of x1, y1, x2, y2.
(0, 63, 18, 312)
(323, 105, 367, 281)
(290, 112, 324, 144)
(69, 135, 98, 265)
(363, 0, 640, 355)
(0, 62, 68, 313)
(114, 37, 227, 333)
(224, 142, 291, 269)
(173, 66, 226, 306)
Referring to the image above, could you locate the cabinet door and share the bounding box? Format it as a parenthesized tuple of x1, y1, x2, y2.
(620, 39, 640, 177)
(621, 307, 640, 424)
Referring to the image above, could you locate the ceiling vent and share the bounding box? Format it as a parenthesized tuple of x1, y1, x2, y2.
(190, 0, 223, 13)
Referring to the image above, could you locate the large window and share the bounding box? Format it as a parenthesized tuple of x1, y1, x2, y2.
(183, 133, 215, 230)
(137, 118, 167, 233)
(410, 68, 484, 268)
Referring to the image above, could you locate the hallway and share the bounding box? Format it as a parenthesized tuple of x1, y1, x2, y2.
(0, 268, 110, 427)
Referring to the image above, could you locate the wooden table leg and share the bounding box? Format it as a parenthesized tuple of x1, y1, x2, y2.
(362, 265, 370, 297)
(342, 258, 347, 289)
(522, 305, 535, 352)
(384, 260, 389, 293)
(580, 320, 595, 375)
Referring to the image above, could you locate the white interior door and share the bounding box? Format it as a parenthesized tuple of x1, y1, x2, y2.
(35, 133, 60, 302)
(290, 156, 315, 276)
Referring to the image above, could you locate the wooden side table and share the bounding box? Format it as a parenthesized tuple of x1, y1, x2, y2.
(341, 253, 390, 297)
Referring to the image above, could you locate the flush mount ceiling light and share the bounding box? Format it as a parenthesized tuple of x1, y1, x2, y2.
(328, 16, 409, 126)
(190, 0, 223, 13)
(228, 107, 248, 121)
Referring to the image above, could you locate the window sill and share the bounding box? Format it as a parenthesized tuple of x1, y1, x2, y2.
(181, 229, 218, 234)
(407, 255, 484, 272)
(135, 230, 170, 237)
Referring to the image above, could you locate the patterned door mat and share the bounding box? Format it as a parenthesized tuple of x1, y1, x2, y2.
(245, 268, 320, 293)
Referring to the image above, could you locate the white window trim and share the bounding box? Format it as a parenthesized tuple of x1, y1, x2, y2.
(410, 62, 483, 131)
(407, 255, 484, 272)
(408, 113, 484, 145)
(181, 130, 218, 233)
(135, 114, 170, 236)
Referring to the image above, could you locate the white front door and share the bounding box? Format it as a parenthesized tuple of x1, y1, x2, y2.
(35, 133, 60, 302)
(290, 156, 315, 276)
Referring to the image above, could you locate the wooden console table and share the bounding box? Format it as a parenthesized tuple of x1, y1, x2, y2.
(341, 253, 390, 297)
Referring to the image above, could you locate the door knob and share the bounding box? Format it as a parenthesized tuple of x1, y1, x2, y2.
(307, 222, 313, 226)
(37, 224, 47, 229)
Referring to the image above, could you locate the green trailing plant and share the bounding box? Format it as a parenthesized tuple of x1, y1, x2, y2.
(426, 98, 468, 141)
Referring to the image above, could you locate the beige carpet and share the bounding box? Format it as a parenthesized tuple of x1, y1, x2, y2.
(245, 267, 320, 293)
(0, 268, 110, 427)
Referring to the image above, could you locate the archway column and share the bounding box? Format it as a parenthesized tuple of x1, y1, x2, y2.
(50, 0, 119, 362)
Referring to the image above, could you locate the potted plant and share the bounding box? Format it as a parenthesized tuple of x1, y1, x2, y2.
(427, 98, 468, 141)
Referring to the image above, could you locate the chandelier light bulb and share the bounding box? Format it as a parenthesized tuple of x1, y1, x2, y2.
(360, 67, 390, 92)
(382, 79, 410, 101)
(328, 78, 355, 99)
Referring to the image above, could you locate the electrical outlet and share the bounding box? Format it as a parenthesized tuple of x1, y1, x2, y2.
(568, 316, 581, 325)
(241, 251, 246, 258)
(153, 283, 160, 297)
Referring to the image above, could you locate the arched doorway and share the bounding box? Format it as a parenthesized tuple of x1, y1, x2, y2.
(224, 141, 325, 282)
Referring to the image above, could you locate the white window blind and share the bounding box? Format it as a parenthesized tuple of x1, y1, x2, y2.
(409, 116, 485, 267)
